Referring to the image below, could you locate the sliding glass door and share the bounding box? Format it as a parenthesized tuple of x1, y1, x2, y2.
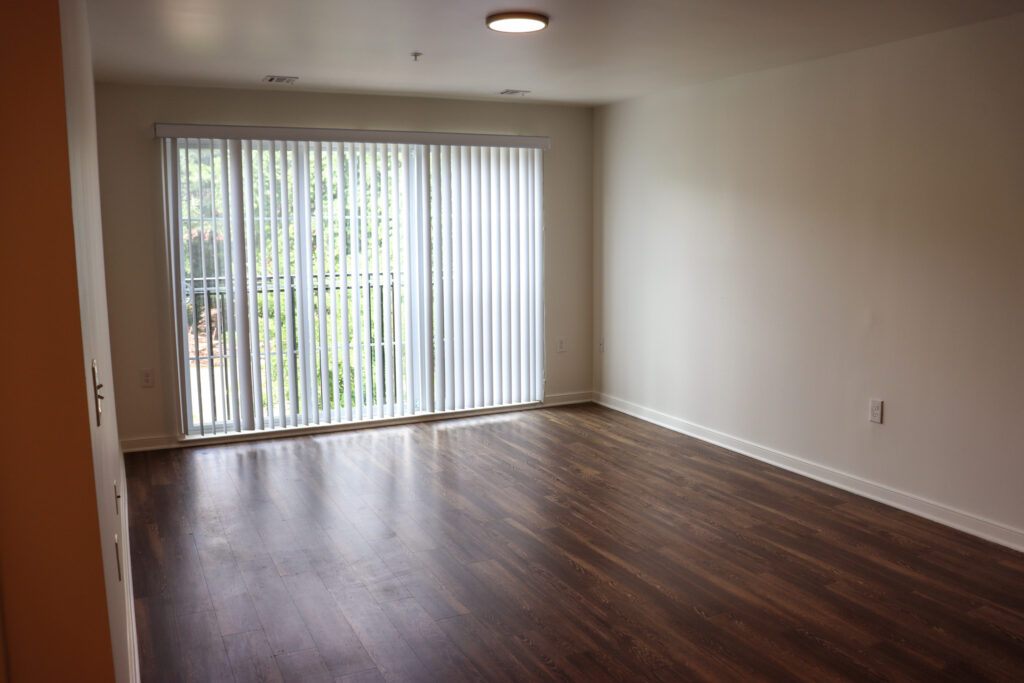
(161, 129, 544, 436)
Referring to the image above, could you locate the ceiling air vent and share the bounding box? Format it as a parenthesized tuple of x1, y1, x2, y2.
(262, 75, 299, 85)
(500, 89, 530, 96)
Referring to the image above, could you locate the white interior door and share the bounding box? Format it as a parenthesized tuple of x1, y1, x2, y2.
(60, 1, 138, 680)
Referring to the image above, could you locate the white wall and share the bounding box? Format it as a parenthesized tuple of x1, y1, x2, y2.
(95, 85, 593, 445)
(595, 14, 1024, 547)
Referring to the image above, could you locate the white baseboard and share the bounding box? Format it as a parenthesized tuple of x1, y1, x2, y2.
(595, 392, 1024, 553)
(120, 393, 595, 453)
(121, 435, 178, 453)
(543, 390, 594, 406)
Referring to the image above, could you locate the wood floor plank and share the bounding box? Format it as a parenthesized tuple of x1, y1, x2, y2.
(378, 596, 483, 682)
(239, 557, 317, 656)
(133, 596, 184, 683)
(281, 571, 377, 677)
(222, 629, 284, 683)
(273, 649, 332, 683)
(326, 581, 426, 681)
(175, 610, 234, 682)
(127, 404, 1024, 681)
(337, 669, 386, 683)
(193, 530, 262, 636)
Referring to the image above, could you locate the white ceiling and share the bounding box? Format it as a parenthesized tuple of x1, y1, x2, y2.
(87, 0, 1024, 105)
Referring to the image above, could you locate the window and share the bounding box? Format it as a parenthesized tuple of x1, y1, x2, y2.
(159, 125, 545, 435)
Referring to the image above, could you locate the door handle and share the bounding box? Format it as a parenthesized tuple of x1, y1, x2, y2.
(91, 360, 105, 427)
(113, 533, 122, 582)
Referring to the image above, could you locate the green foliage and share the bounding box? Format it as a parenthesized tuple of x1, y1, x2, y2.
(183, 141, 410, 426)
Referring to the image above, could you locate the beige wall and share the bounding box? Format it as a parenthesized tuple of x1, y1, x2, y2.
(96, 84, 593, 444)
(595, 14, 1024, 546)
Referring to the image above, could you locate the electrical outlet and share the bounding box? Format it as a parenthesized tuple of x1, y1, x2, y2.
(140, 368, 155, 388)
(556, 338, 566, 353)
(869, 399, 883, 424)
(599, 338, 605, 353)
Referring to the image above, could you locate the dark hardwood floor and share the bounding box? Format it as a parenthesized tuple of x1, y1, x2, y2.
(126, 404, 1024, 682)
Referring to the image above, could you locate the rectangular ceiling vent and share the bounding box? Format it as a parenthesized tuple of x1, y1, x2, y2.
(263, 75, 299, 85)
(500, 89, 530, 96)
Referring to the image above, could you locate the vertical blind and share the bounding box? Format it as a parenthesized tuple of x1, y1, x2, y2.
(160, 127, 544, 436)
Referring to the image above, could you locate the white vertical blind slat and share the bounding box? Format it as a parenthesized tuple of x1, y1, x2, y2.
(313, 142, 329, 423)
(229, 139, 255, 431)
(294, 141, 312, 424)
(480, 147, 492, 407)
(197, 140, 219, 432)
(336, 144, 353, 422)
(399, 145, 416, 414)
(253, 142, 272, 428)
(222, 140, 241, 431)
(429, 146, 444, 410)
(499, 148, 511, 405)
(182, 141, 204, 435)
(489, 148, 502, 403)
(270, 142, 287, 427)
(419, 146, 434, 414)
(215, 141, 235, 431)
(382, 143, 397, 417)
(205, 140, 221, 432)
(509, 147, 521, 404)
(165, 140, 190, 433)
(440, 146, 455, 411)
(459, 146, 473, 407)
(357, 144, 372, 419)
(325, 143, 340, 422)
(399, 143, 415, 413)
(279, 142, 295, 425)
(450, 146, 464, 411)
(517, 148, 529, 400)
(241, 141, 263, 430)
(369, 143, 384, 418)
(469, 147, 483, 407)
(525, 150, 536, 400)
(534, 150, 544, 399)
(349, 144, 364, 421)
(223, 143, 237, 428)
(338, 144, 350, 420)
(294, 142, 306, 423)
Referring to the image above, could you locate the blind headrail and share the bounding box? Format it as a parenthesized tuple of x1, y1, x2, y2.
(154, 123, 550, 150)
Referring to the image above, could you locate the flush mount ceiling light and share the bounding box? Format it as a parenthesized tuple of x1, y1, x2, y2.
(486, 11, 549, 33)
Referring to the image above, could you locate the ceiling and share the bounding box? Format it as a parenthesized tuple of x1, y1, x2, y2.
(87, 0, 1024, 105)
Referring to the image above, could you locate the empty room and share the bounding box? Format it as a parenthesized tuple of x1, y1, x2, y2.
(3, 0, 1024, 681)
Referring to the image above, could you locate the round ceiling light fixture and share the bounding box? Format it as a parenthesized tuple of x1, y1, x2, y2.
(486, 11, 549, 33)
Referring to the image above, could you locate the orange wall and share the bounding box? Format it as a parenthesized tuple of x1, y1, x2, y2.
(0, 2, 116, 681)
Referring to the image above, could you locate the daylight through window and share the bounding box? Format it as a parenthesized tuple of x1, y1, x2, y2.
(160, 126, 545, 435)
